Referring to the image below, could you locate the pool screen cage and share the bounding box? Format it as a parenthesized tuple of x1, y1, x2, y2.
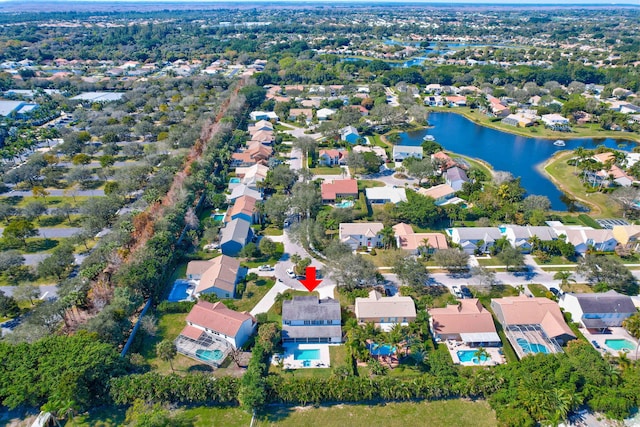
(505, 324, 563, 359)
(174, 332, 232, 367)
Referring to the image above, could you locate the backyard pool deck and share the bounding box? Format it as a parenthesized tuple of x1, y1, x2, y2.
(581, 326, 639, 360)
(445, 341, 506, 366)
(277, 343, 331, 369)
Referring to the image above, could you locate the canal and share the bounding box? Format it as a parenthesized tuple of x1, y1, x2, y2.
(398, 112, 636, 211)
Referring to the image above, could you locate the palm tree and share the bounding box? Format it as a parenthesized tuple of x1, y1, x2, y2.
(553, 270, 576, 292)
(156, 340, 177, 372)
(473, 347, 491, 365)
(380, 226, 397, 249)
(622, 313, 640, 359)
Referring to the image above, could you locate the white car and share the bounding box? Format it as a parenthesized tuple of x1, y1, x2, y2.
(286, 268, 296, 278)
(451, 285, 463, 299)
(258, 265, 273, 272)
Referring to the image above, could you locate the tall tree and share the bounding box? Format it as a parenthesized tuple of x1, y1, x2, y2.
(156, 340, 177, 372)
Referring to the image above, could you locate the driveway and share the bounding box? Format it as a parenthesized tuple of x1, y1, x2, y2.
(287, 147, 303, 172)
(279, 122, 322, 140)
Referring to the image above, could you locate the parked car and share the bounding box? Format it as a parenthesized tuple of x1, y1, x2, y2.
(451, 285, 463, 298)
(461, 286, 473, 298)
(549, 287, 560, 296)
(258, 265, 273, 272)
(286, 268, 296, 278)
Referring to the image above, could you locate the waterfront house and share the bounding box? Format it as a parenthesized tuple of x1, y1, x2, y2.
(365, 186, 407, 205)
(282, 296, 342, 343)
(187, 255, 241, 299)
(541, 114, 570, 131)
(318, 148, 346, 166)
(428, 299, 501, 346)
(182, 300, 256, 348)
(417, 183, 457, 205)
(503, 225, 558, 253)
(445, 166, 469, 191)
(393, 222, 448, 255)
(320, 179, 358, 204)
(392, 145, 423, 162)
(612, 225, 640, 252)
(449, 227, 503, 254)
(220, 218, 253, 256)
(559, 290, 636, 331)
(339, 222, 384, 250)
(491, 296, 576, 357)
(563, 228, 617, 254)
(340, 126, 362, 144)
(446, 95, 467, 107)
(355, 290, 416, 332)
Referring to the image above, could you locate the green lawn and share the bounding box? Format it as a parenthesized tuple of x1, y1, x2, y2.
(310, 166, 345, 175)
(261, 226, 284, 236)
(9, 195, 90, 209)
(357, 180, 385, 190)
(528, 283, 552, 298)
(533, 255, 576, 265)
(255, 400, 497, 427)
(562, 283, 594, 293)
(232, 278, 276, 312)
(476, 257, 504, 267)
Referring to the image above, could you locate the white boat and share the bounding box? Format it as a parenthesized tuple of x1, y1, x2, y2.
(423, 135, 436, 142)
(553, 140, 566, 147)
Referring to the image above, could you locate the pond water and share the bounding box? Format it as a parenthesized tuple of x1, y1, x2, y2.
(398, 112, 636, 211)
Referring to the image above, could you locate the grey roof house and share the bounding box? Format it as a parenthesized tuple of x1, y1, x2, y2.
(449, 227, 503, 254)
(220, 218, 253, 256)
(282, 296, 342, 343)
(559, 290, 637, 330)
(445, 166, 469, 191)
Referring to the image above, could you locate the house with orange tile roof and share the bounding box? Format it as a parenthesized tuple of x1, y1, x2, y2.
(227, 195, 259, 224)
(182, 300, 256, 349)
(428, 299, 501, 346)
(318, 148, 346, 166)
(392, 222, 448, 255)
(320, 179, 358, 203)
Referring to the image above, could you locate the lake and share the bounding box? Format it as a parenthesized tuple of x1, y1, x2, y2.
(398, 112, 637, 211)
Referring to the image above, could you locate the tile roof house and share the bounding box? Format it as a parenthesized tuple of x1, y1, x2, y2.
(227, 195, 259, 224)
(220, 218, 253, 256)
(339, 222, 384, 250)
(449, 227, 503, 254)
(445, 166, 469, 191)
(282, 296, 342, 343)
(320, 179, 358, 203)
(318, 149, 346, 166)
(392, 145, 423, 162)
(248, 120, 273, 135)
(235, 164, 269, 189)
(355, 290, 417, 332)
(428, 299, 501, 346)
(559, 290, 637, 330)
(417, 184, 457, 205)
(392, 222, 448, 255)
(563, 228, 617, 254)
(250, 130, 275, 144)
(365, 186, 407, 205)
(612, 225, 640, 252)
(186, 255, 241, 298)
(289, 108, 313, 122)
(431, 151, 459, 172)
(182, 300, 256, 348)
(491, 296, 576, 350)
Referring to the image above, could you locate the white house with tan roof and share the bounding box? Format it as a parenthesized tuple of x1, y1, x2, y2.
(339, 222, 384, 250)
(182, 300, 256, 349)
(392, 222, 448, 255)
(562, 228, 617, 254)
(355, 290, 416, 332)
(428, 299, 501, 346)
(612, 224, 640, 252)
(186, 255, 242, 299)
(417, 183, 457, 205)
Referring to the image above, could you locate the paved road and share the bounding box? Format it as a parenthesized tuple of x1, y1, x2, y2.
(0, 285, 58, 300)
(0, 227, 82, 239)
(279, 122, 322, 140)
(287, 147, 303, 172)
(2, 189, 104, 197)
(22, 254, 50, 266)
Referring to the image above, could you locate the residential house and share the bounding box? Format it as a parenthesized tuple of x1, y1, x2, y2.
(250, 130, 275, 144)
(248, 120, 273, 135)
(355, 290, 417, 332)
(559, 290, 637, 331)
(431, 151, 459, 172)
(501, 113, 537, 127)
(227, 195, 259, 224)
(365, 186, 407, 205)
(393, 222, 448, 255)
(231, 143, 273, 167)
(227, 184, 262, 203)
(446, 95, 467, 107)
(282, 296, 342, 343)
(249, 110, 278, 121)
(503, 225, 558, 253)
(563, 228, 617, 254)
(340, 126, 361, 144)
(612, 225, 640, 252)
(186, 255, 241, 298)
(541, 114, 570, 131)
(424, 95, 445, 107)
(417, 183, 457, 205)
(318, 148, 346, 166)
(392, 145, 423, 162)
(235, 164, 269, 189)
(491, 296, 576, 358)
(445, 166, 469, 191)
(220, 218, 253, 256)
(289, 108, 313, 122)
(620, 104, 640, 115)
(320, 179, 358, 204)
(428, 299, 501, 346)
(449, 227, 503, 254)
(182, 300, 256, 348)
(316, 108, 336, 121)
(339, 222, 384, 250)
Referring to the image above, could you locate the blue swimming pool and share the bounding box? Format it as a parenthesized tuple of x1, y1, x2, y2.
(335, 200, 354, 208)
(211, 213, 225, 222)
(369, 343, 397, 356)
(457, 350, 490, 364)
(196, 349, 224, 362)
(229, 177, 241, 184)
(516, 338, 549, 355)
(605, 339, 635, 351)
(293, 349, 321, 360)
(168, 279, 191, 302)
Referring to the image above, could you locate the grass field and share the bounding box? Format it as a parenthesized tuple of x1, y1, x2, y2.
(542, 151, 619, 218)
(255, 400, 497, 427)
(233, 278, 276, 312)
(310, 166, 344, 175)
(528, 283, 552, 298)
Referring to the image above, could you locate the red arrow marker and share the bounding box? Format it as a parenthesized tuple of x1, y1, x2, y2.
(299, 266, 322, 292)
